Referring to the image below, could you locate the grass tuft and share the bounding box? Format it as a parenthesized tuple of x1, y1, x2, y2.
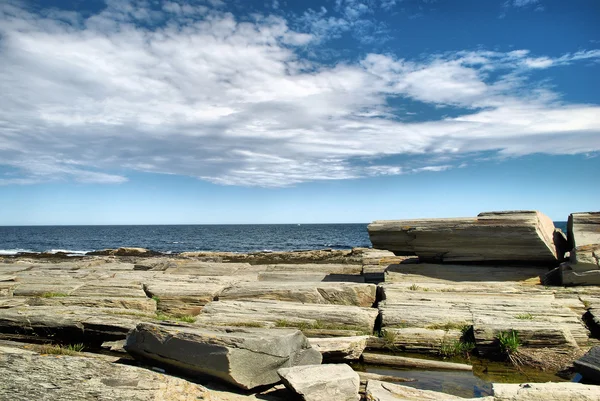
(40, 292, 69, 298)
(515, 313, 534, 320)
(408, 284, 420, 291)
(39, 343, 84, 356)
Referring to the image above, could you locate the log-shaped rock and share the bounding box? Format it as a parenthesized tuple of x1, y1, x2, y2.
(125, 322, 322, 390)
(368, 211, 558, 265)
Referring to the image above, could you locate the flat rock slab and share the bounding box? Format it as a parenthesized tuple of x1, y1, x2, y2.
(368, 211, 558, 265)
(492, 382, 600, 401)
(263, 264, 363, 275)
(257, 272, 364, 283)
(308, 336, 368, 361)
(25, 296, 157, 313)
(574, 346, 600, 384)
(379, 285, 590, 352)
(125, 322, 322, 390)
(568, 212, 600, 249)
(385, 264, 548, 284)
(365, 380, 486, 401)
(219, 282, 376, 307)
(0, 305, 148, 342)
(144, 281, 226, 316)
(0, 346, 211, 401)
(278, 364, 359, 401)
(164, 262, 251, 276)
(197, 300, 378, 332)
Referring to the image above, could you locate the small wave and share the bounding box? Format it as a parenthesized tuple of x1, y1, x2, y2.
(0, 249, 34, 255)
(48, 249, 90, 255)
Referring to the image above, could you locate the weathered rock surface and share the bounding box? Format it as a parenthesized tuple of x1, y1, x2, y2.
(379, 283, 589, 354)
(144, 281, 226, 316)
(125, 322, 322, 390)
(196, 300, 378, 332)
(492, 382, 600, 400)
(0, 345, 212, 401)
(0, 306, 148, 343)
(219, 282, 376, 307)
(257, 272, 364, 283)
(560, 244, 600, 286)
(278, 364, 359, 401)
(574, 346, 600, 384)
(365, 380, 486, 401)
(368, 211, 558, 264)
(307, 336, 368, 361)
(568, 212, 600, 249)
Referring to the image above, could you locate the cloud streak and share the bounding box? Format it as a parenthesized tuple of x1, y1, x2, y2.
(0, 1, 599, 187)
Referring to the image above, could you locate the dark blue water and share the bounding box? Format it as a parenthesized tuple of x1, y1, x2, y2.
(0, 221, 568, 255)
(0, 224, 372, 255)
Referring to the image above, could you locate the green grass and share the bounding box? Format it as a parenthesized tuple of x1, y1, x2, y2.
(39, 343, 85, 356)
(583, 300, 591, 309)
(152, 295, 160, 304)
(439, 339, 476, 358)
(40, 292, 69, 298)
(515, 313, 534, 320)
(155, 313, 196, 323)
(380, 329, 398, 348)
(408, 284, 420, 291)
(497, 330, 520, 355)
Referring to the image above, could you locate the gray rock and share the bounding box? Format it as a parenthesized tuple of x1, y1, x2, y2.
(196, 300, 378, 332)
(125, 322, 322, 390)
(0, 305, 147, 342)
(492, 382, 600, 401)
(307, 336, 368, 361)
(365, 380, 483, 400)
(277, 364, 359, 401)
(219, 282, 376, 307)
(574, 346, 600, 384)
(568, 212, 600, 249)
(0, 345, 211, 401)
(144, 281, 226, 316)
(368, 211, 558, 265)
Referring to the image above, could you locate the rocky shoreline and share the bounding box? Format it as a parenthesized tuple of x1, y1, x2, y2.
(1, 210, 600, 400)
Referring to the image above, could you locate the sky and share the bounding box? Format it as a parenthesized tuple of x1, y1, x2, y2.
(0, 0, 599, 225)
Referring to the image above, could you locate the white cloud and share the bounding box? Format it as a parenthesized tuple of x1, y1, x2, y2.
(0, 1, 599, 187)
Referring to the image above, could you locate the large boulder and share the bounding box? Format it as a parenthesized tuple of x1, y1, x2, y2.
(568, 212, 600, 249)
(0, 345, 211, 401)
(368, 211, 559, 265)
(124, 322, 322, 390)
(277, 364, 359, 401)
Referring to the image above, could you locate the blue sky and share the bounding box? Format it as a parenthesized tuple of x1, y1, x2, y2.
(0, 0, 598, 224)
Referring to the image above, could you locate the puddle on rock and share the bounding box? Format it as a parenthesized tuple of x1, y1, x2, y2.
(355, 354, 569, 398)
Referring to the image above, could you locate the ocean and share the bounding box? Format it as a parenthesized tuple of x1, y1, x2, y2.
(0, 221, 568, 256)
